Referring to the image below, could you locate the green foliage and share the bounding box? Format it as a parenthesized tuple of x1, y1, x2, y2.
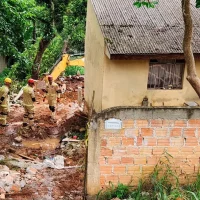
(134, 0, 200, 9)
(133, 1, 158, 8)
(0, 0, 86, 83)
(40, 35, 64, 75)
(0, 0, 36, 56)
(196, 0, 200, 8)
(0, 38, 40, 89)
(54, 0, 71, 32)
(61, 0, 87, 52)
(147, 153, 179, 200)
(129, 180, 149, 200)
(184, 173, 200, 199)
(65, 66, 84, 76)
(97, 182, 132, 200)
(0, 68, 11, 85)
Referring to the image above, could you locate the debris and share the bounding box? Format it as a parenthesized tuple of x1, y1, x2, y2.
(62, 138, 80, 142)
(43, 155, 65, 169)
(0, 193, 5, 199)
(26, 167, 37, 175)
(0, 155, 5, 161)
(67, 87, 73, 91)
(60, 143, 65, 148)
(184, 101, 199, 107)
(20, 180, 26, 188)
(73, 135, 77, 139)
(12, 142, 22, 147)
(63, 165, 82, 169)
(8, 148, 35, 161)
(75, 112, 88, 119)
(0, 165, 10, 176)
(0, 77, 87, 199)
(14, 136, 22, 143)
(79, 127, 86, 132)
(54, 155, 65, 169)
(43, 159, 55, 169)
(10, 184, 21, 193)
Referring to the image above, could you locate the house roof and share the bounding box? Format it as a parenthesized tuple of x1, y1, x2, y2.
(91, 0, 200, 59)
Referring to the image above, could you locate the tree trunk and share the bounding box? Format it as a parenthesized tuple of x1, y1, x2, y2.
(32, 38, 51, 79)
(182, 0, 200, 97)
(32, 20, 36, 44)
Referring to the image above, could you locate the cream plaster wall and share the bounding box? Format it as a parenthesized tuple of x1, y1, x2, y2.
(84, 0, 105, 113)
(85, 0, 200, 112)
(102, 57, 200, 109)
(85, 0, 105, 196)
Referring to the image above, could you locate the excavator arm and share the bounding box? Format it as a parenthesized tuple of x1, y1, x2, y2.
(13, 54, 84, 103)
(49, 54, 84, 81)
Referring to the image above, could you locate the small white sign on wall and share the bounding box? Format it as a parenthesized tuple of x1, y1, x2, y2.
(105, 118, 122, 130)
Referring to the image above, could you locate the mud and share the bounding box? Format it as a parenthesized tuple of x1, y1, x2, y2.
(0, 77, 87, 200)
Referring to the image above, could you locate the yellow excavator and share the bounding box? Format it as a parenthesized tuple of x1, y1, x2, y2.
(13, 53, 84, 102)
(48, 53, 84, 81)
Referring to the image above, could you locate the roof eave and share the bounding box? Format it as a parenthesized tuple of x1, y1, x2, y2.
(105, 46, 111, 59)
(108, 53, 200, 60)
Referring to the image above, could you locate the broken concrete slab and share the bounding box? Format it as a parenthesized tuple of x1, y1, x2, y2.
(14, 136, 22, 143)
(62, 138, 80, 142)
(26, 167, 38, 175)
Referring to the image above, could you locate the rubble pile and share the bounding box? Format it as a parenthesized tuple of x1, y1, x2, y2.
(0, 165, 22, 199)
(60, 136, 86, 166)
(0, 77, 87, 199)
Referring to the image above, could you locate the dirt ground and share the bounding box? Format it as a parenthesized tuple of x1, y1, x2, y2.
(0, 76, 88, 200)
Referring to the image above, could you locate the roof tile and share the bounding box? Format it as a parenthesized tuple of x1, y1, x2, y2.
(91, 0, 200, 55)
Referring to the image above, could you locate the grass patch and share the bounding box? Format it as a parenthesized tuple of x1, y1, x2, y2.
(97, 152, 200, 200)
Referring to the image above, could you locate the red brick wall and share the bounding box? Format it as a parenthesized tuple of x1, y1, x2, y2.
(99, 119, 200, 187)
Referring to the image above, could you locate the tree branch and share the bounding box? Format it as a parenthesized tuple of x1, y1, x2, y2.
(182, 0, 200, 97)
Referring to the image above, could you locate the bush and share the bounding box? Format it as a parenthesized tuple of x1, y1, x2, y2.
(65, 65, 84, 76)
(97, 183, 132, 200)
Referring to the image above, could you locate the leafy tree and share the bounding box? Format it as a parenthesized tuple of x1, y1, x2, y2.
(31, 0, 70, 79)
(0, 0, 86, 82)
(0, 0, 35, 59)
(40, 35, 64, 74)
(61, 0, 87, 52)
(133, 0, 200, 97)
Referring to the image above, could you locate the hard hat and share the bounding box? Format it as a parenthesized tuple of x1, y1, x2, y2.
(4, 78, 12, 83)
(48, 75, 53, 80)
(28, 78, 34, 84)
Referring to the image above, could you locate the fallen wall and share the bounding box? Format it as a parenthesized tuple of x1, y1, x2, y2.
(87, 107, 200, 197)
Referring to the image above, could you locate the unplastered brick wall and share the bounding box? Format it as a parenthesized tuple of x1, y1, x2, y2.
(87, 107, 200, 196)
(100, 118, 200, 187)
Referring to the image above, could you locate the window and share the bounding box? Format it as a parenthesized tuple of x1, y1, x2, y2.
(147, 59, 185, 89)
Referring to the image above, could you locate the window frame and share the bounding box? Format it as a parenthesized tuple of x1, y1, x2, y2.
(147, 59, 185, 90)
